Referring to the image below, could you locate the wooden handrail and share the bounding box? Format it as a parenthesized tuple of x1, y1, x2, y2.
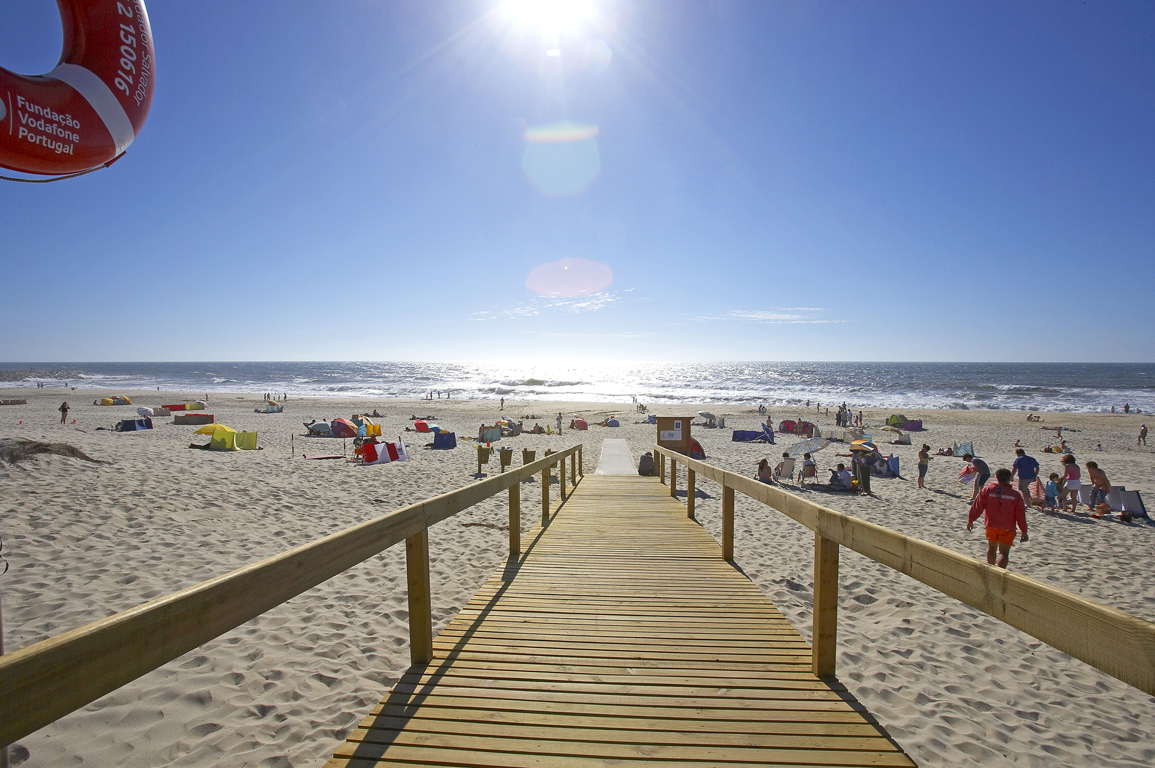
(653, 444, 1155, 694)
(0, 444, 582, 748)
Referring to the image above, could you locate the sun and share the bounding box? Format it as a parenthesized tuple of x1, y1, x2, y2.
(502, 0, 595, 35)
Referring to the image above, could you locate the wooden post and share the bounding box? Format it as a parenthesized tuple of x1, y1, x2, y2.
(659, 452, 665, 484)
(560, 455, 567, 500)
(541, 467, 549, 525)
(578, 446, 583, 476)
(687, 469, 696, 519)
(670, 460, 677, 498)
(812, 533, 839, 678)
(508, 482, 520, 562)
(0, 583, 7, 768)
(722, 485, 734, 561)
(570, 452, 576, 484)
(405, 529, 433, 665)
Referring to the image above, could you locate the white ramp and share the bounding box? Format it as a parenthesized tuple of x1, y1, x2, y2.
(595, 439, 635, 475)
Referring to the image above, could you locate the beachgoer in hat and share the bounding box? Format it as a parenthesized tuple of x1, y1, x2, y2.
(967, 468, 1028, 569)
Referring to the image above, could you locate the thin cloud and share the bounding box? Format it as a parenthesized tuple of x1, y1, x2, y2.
(473, 291, 620, 320)
(698, 308, 841, 324)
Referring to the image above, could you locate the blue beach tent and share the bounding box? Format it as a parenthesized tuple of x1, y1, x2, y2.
(433, 431, 457, 450)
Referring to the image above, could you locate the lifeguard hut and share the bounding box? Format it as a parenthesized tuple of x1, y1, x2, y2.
(655, 416, 694, 455)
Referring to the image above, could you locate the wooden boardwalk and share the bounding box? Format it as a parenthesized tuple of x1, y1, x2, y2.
(326, 474, 915, 767)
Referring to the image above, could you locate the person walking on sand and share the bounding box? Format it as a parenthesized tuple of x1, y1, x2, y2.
(1085, 461, 1111, 517)
(1010, 448, 1040, 507)
(500, 397, 504, 411)
(58, 401, 70, 424)
(1140, 424, 1148, 447)
(967, 468, 1028, 569)
(962, 454, 990, 501)
(917, 444, 931, 489)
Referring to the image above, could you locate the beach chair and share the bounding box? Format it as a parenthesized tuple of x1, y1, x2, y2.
(775, 458, 795, 484)
(1118, 490, 1149, 519)
(798, 462, 817, 485)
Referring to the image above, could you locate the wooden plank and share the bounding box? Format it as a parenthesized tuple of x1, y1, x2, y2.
(329, 475, 915, 767)
(405, 529, 433, 665)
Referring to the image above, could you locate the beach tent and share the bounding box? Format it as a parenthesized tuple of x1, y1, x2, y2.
(414, 420, 431, 433)
(257, 404, 283, 414)
(886, 455, 901, 477)
(953, 441, 975, 457)
(481, 426, 502, 443)
(101, 396, 132, 406)
(901, 419, 923, 431)
(606, 418, 619, 427)
(432, 431, 457, 450)
(732, 426, 774, 444)
(573, 418, 588, 430)
(363, 440, 409, 464)
(117, 418, 152, 431)
(886, 414, 908, 427)
(304, 421, 332, 436)
(136, 407, 154, 418)
(689, 438, 706, 460)
(330, 418, 357, 438)
(646, 414, 657, 424)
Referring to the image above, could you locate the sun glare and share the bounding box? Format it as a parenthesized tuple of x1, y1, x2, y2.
(503, 0, 595, 35)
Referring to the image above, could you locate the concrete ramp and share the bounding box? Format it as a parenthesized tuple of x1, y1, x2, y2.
(594, 438, 635, 475)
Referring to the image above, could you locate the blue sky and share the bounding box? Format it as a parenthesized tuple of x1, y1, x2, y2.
(1, 0, 1152, 362)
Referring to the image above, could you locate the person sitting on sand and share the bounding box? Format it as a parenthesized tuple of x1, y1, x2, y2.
(829, 463, 852, 490)
(967, 468, 1028, 569)
(757, 458, 773, 483)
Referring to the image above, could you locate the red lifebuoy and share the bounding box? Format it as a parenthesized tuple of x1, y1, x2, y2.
(0, 0, 155, 176)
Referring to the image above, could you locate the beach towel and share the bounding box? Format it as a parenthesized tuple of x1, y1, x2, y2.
(432, 431, 457, 450)
(363, 440, 409, 464)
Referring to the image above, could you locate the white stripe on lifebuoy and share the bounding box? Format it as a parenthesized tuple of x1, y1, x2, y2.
(48, 64, 135, 155)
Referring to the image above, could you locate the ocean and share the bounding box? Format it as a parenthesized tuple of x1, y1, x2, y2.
(2, 362, 1153, 413)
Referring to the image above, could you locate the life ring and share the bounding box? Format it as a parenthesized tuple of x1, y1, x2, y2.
(0, 0, 155, 176)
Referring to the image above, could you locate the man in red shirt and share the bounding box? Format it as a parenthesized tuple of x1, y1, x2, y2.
(967, 468, 1028, 569)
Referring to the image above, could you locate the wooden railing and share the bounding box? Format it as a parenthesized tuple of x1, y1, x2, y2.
(653, 445, 1155, 693)
(0, 444, 583, 749)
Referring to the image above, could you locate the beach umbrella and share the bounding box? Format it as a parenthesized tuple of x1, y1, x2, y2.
(195, 424, 235, 435)
(788, 437, 830, 456)
(879, 426, 902, 435)
(848, 441, 877, 452)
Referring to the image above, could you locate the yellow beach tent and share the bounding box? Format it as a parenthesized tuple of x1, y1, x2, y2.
(193, 424, 256, 451)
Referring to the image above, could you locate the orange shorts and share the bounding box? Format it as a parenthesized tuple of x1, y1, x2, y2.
(985, 527, 1016, 546)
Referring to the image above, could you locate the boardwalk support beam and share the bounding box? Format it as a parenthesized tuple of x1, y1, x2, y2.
(507, 482, 520, 562)
(687, 469, 696, 519)
(722, 484, 734, 561)
(812, 533, 839, 678)
(405, 529, 433, 665)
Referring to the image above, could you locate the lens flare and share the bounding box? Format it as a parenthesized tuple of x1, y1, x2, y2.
(526, 257, 612, 297)
(522, 121, 601, 197)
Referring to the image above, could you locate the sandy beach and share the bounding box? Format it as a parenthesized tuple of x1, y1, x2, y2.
(2, 387, 1153, 767)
